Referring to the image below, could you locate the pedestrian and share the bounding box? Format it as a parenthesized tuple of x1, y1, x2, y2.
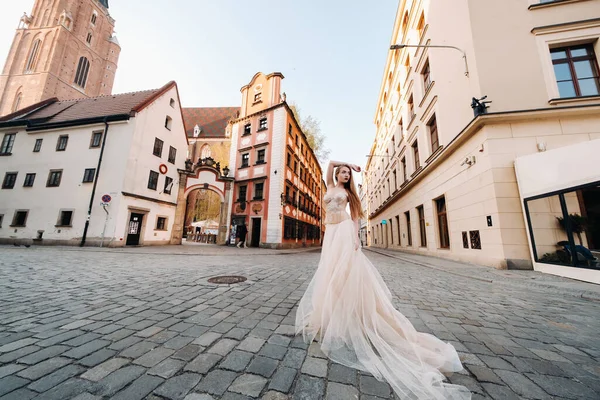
(236, 222, 248, 248)
(295, 161, 471, 400)
(194, 226, 201, 242)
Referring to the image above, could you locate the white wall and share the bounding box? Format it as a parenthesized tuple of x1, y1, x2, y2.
(266, 107, 286, 244)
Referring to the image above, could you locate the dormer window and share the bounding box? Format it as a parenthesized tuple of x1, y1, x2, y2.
(193, 124, 201, 137)
(169, 98, 175, 108)
(254, 92, 262, 103)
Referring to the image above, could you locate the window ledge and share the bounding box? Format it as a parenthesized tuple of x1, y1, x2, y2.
(411, 166, 423, 178)
(255, 161, 266, 165)
(242, 133, 252, 137)
(425, 145, 444, 164)
(10, 225, 25, 228)
(0, 153, 12, 156)
(154, 229, 168, 231)
(548, 95, 600, 105)
(55, 224, 72, 228)
(528, 0, 588, 10)
(257, 127, 268, 132)
(238, 165, 250, 169)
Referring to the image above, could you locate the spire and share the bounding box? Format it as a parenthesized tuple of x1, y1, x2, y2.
(99, 0, 109, 8)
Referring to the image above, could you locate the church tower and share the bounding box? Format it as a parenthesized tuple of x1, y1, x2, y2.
(0, 0, 121, 116)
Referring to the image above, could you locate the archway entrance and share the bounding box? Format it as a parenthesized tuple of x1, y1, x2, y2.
(170, 157, 234, 245)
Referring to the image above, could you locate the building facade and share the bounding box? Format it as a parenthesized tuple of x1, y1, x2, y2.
(367, 0, 600, 281)
(0, 0, 120, 116)
(0, 81, 188, 247)
(228, 72, 323, 248)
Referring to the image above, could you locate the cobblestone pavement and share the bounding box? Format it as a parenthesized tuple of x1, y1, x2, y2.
(0, 245, 599, 400)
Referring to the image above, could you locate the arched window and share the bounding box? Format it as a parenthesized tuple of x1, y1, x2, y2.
(86, 33, 92, 44)
(200, 144, 212, 159)
(24, 39, 42, 72)
(13, 92, 22, 112)
(74, 56, 90, 88)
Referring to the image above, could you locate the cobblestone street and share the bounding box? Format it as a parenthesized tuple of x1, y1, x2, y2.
(0, 245, 599, 400)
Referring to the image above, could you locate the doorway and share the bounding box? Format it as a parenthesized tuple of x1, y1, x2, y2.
(250, 217, 261, 248)
(126, 213, 144, 245)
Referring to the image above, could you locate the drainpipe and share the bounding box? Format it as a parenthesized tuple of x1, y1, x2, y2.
(80, 117, 110, 247)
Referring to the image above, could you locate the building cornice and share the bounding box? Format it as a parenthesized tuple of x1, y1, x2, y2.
(531, 17, 600, 34)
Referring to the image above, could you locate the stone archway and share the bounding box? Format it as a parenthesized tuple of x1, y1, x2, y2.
(171, 157, 234, 245)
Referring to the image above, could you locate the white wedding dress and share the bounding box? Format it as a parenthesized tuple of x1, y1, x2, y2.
(295, 190, 471, 400)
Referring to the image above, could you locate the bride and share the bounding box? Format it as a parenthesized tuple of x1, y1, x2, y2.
(295, 160, 471, 400)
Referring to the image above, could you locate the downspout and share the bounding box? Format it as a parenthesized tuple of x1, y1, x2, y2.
(80, 117, 110, 246)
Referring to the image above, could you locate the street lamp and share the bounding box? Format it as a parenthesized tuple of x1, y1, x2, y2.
(390, 44, 469, 77)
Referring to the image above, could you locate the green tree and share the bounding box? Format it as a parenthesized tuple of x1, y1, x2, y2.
(290, 103, 330, 163)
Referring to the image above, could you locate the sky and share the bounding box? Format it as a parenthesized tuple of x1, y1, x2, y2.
(0, 0, 398, 174)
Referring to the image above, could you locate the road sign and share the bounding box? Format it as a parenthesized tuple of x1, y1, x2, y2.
(101, 194, 112, 203)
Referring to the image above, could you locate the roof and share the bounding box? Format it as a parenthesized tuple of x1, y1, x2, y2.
(182, 107, 240, 138)
(0, 81, 177, 131)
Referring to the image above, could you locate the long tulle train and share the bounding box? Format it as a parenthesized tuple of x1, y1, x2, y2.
(295, 219, 471, 400)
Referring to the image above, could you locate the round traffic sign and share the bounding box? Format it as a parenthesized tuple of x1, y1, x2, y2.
(101, 194, 112, 203)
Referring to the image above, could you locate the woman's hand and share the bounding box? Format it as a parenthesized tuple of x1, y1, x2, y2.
(354, 240, 360, 251)
(350, 164, 361, 173)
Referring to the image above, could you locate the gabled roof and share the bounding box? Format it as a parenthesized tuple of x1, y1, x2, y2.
(0, 81, 177, 131)
(182, 107, 240, 138)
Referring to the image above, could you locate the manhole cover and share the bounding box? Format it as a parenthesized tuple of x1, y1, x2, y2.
(207, 275, 247, 284)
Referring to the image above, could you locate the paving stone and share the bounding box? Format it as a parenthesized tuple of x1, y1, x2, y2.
(79, 348, 117, 367)
(135, 326, 164, 338)
(110, 374, 164, 400)
(282, 348, 307, 369)
(0, 375, 30, 397)
(274, 325, 295, 336)
(119, 341, 156, 359)
(195, 369, 238, 396)
(0, 346, 40, 363)
(80, 357, 130, 382)
(525, 373, 599, 399)
(359, 375, 391, 398)
(228, 373, 268, 397)
(247, 355, 279, 377)
(94, 365, 146, 397)
(173, 344, 202, 361)
(308, 342, 326, 358)
(31, 378, 94, 400)
(292, 374, 325, 400)
(262, 390, 290, 400)
(17, 345, 69, 364)
(17, 357, 71, 380)
(193, 332, 222, 347)
(494, 370, 548, 399)
(237, 337, 265, 353)
(154, 372, 201, 400)
(224, 328, 250, 340)
(0, 388, 38, 400)
(480, 383, 520, 400)
(59, 320, 95, 330)
(108, 336, 142, 351)
(63, 339, 110, 359)
(268, 366, 297, 393)
(185, 353, 222, 374)
(259, 343, 288, 360)
(133, 346, 174, 367)
(0, 364, 26, 379)
(164, 335, 195, 350)
(183, 394, 215, 400)
(103, 328, 136, 342)
(62, 332, 101, 347)
(207, 339, 239, 356)
(326, 381, 359, 400)
(70, 394, 101, 400)
(268, 334, 292, 347)
(219, 350, 254, 372)
(148, 357, 186, 379)
(530, 348, 572, 363)
(301, 357, 327, 378)
(36, 330, 83, 347)
(148, 330, 179, 344)
(328, 363, 357, 385)
(467, 365, 504, 385)
(0, 338, 38, 353)
(27, 364, 85, 393)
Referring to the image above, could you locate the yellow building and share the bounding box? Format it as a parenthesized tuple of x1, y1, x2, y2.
(367, 0, 600, 283)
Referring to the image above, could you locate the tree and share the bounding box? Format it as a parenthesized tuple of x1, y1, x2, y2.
(290, 103, 330, 163)
(557, 213, 587, 245)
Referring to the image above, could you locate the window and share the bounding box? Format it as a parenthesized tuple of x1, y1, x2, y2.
(470, 230, 481, 250)
(294, 160, 298, 174)
(83, 168, 95, 183)
(254, 92, 262, 103)
(238, 185, 247, 202)
(258, 117, 267, 130)
(551, 45, 600, 98)
(86, 33, 92, 44)
(74, 56, 90, 88)
(395, 215, 401, 246)
(91, 12, 97, 24)
(254, 182, 264, 200)
(165, 116, 172, 130)
(164, 176, 173, 194)
(57, 210, 73, 226)
(90, 131, 103, 148)
(393, 170, 397, 191)
(286, 153, 292, 167)
(0, 214, 3, 228)
(156, 217, 167, 230)
(2, 172, 17, 189)
(200, 144, 211, 159)
(168, 146, 176, 164)
(401, 157, 407, 182)
(408, 95, 415, 122)
(148, 170, 159, 190)
(428, 116, 439, 153)
(412, 141, 420, 170)
(288, 123, 293, 136)
(243, 123, 251, 135)
(23, 173, 36, 187)
(153, 138, 163, 157)
(11, 210, 28, 227)
(56, 135, 68, 151)
(422, 60, 431, 90)
(13, 92, 22, 112)
(1, 133, 16, 155)
(47, 170, 62, 187)
(405, 211, 412, 246)
(256, 149, 266, 164)
(417, 205, 427, 247)
(462, 231, 469, 249)
(25, 39, 41, 72)
(241, 153, 250, 168)
(436, 197, 449, 249)
(169, 98, 175, 108)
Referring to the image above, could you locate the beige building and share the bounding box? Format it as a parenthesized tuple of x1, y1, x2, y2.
(0, 0, 120, 116)
(367, 0, 600, 282)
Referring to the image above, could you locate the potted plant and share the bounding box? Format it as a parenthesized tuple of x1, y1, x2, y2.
(556, 214, 587, 245)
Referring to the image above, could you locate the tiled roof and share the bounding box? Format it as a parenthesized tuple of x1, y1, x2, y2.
(182, 107, 240, 138)
(0, 82, 176, 128)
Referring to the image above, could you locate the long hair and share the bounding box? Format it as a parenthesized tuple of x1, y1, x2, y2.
(336, 165, 365, 220)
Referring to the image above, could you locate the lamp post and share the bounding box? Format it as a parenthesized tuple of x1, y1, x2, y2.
(390, 44, 469, 77)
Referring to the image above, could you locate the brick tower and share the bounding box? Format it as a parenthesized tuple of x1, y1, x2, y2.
(0, 0, 120, 116)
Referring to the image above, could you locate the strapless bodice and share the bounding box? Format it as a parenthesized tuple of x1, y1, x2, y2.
(323, 190, 350, 225)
